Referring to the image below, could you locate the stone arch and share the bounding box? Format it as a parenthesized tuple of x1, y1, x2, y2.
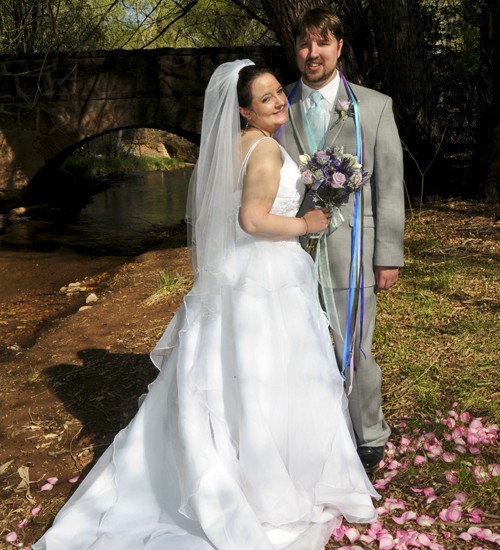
(0, 46, 292, 205)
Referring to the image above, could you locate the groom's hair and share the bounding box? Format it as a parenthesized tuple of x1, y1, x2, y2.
(292, 7, 344, 43)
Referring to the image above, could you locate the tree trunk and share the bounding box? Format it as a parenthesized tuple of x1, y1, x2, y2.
(258, 0, 316, 69)
(369, 0, 433, 133)
(369, 0, 448, 198)
(475, 0, 500, 202)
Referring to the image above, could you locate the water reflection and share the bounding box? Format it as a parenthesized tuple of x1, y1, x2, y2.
(1, 168, 192, 256)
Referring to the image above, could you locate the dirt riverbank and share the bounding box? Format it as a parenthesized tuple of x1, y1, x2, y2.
(0, 235, 191, 545)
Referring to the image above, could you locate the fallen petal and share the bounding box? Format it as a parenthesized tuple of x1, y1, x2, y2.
(40, 482, 54, 491)
(413, 454, 426, 467)
(68, 475, 80, 484)
(442, 452, 457, 463)
(416, 514, 436, 527)
(6, 532, 18, 543)
(31, 506, 41, 516)
(17, 519, 28, 529)
(46, 477, 58, 485)
(345, 527, 360, 543)
(488, 464, 500, 476)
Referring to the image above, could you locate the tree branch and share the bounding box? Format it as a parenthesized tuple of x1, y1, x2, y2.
(229, 0, 272, 30)
(139, 0, 201, 49)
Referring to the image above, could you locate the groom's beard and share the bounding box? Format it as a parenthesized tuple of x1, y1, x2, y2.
(303, 62, 336, 87)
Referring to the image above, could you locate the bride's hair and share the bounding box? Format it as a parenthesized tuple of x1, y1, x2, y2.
(236, 65, 274, 109)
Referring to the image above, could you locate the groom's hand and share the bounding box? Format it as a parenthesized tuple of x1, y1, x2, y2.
(374, 266, 399, 292)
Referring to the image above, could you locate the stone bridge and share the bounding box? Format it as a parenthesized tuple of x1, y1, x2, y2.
(0, 46, 291, 203)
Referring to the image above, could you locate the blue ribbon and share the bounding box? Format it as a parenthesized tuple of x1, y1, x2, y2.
(339, 73, 364, 387)
(278, 74, 365, 388)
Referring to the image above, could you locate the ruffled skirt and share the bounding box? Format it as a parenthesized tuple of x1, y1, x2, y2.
(33, 238, 377, 550)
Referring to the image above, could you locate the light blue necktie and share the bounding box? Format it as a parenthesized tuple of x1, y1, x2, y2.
(306, 91, 325, 152)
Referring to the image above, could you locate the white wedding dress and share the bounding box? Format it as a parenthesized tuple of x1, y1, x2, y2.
(32, 141, 378, 550)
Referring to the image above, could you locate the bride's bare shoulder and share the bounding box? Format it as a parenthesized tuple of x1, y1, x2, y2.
(240, 132, 281, 161)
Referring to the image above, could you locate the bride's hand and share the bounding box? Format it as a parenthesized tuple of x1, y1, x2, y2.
(302, 208, 330, 234)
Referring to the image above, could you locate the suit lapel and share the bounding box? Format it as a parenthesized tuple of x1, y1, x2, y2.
(325, 80, 352, 147)
(287, 81, 310, 155)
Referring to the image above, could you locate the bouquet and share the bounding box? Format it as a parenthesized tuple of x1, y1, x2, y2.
(299, 146, 365, 249)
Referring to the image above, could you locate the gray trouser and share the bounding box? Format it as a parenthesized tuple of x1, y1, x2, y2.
(329, 286, 391, 448)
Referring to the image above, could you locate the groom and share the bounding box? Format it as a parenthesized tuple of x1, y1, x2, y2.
(278, 7, 405, 473)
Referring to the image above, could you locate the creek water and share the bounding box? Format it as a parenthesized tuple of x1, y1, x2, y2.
(0, 168, 192, 352)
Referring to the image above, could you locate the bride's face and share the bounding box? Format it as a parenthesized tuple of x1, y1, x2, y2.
(240, 73, 288, 135)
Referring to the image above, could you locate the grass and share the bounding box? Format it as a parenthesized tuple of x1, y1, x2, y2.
(60, 155, 187, 179)
(375, 207, 500, 423)
(145, 270, 193, 305)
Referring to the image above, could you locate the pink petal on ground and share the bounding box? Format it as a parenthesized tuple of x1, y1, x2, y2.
(447, 506, 463, 522)
(373, 478, 389, 490)
(417, 514, 436, 527)
(442, 452, 457, 463)
(17, 519, 28, 529)
(467, 433, 481, 445)
(442, 417, 456, 428)
(392, 511, 417, 524)
(400, 435, 412, 446)
(394, 422, 407, 428)
(455, 444, 467, 454)
(40, 482, 54, 491)
(469, 418, 484, 430)
(31, 506, 41, 516)
(439, 509, 449, 521)
(454, 492, 469, 502)
(488, 464, 500, 476)
(460, 412, 471, 422)
(68, 475, 80, 484)
(469, 446, 481, 455)
(378, 534, 396, 550)
(385, 498, 406, 511)
(472, 465, 491, 484)
(445, 470, 458, 484)
(360, 533, 376, 544)
(467, 508, 483, 523)
(6, 532, 18, 543)
(387, 459, 402, 471)
(331, 524, 348, 541)
(345, 527, 360, 543)
(413, 454, 427, 466)
(46, 477, 58, 485)
(417, 532, 433, 545)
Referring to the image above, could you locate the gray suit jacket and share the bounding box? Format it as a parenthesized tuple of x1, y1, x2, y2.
(279, 78, 405, 288)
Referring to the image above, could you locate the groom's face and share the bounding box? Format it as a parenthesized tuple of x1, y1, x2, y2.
(295, 29, 343, 90)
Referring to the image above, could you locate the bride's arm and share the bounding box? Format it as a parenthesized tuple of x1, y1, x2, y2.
(239, 139, 328, 240)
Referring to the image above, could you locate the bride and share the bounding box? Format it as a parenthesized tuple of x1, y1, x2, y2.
(32, 59, 378, 550)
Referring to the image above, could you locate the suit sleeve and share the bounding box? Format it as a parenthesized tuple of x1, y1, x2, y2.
(373, 97, 405, 268)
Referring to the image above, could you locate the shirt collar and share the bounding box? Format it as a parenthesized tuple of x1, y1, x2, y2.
(301, 71, 340, 107)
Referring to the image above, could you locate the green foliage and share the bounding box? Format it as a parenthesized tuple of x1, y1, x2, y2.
(60, 155, 186, 179)
(420, 0, 482, 148)
(375, 208, 500, 422)
(146, 270, 193, 305)
(0, 0, 275, 53)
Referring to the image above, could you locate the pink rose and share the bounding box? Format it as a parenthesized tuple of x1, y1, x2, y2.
(332, 172, 346, 187)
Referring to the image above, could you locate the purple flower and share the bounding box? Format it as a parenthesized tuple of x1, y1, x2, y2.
(332, 172, 346, 187)
(336, 99, 351, 114)
(315, 150, 329, 165)
(302, 170, 313, 185)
